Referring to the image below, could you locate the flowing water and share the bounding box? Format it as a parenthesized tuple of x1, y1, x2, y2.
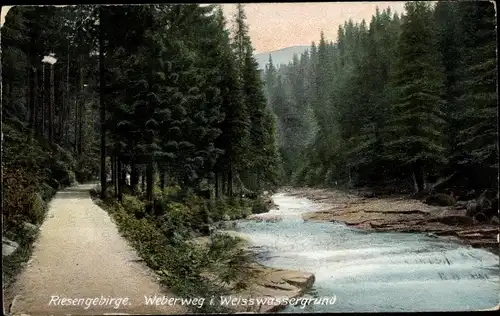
(229, 193, 499, 312)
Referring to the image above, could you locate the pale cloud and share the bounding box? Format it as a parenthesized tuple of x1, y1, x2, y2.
(221, 2, 406, 53)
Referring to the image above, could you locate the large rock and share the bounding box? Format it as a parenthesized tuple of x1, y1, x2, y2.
(248, 214, 282, 223)
(214, 220, 238, 230)
(466, 200, 478, 217)
(226, 264, 315, 313)
(455, 201, 468, 210)
(431, 215, 474, 226)
(359, 190, 375, 198)
(423, 193, 456, 206)
(490, 216, 499, 225)
(2, 238, 19, 257)
(477, 194, 492, 214)
(23, 222, 38, 232)
(473, 212, 488, 223)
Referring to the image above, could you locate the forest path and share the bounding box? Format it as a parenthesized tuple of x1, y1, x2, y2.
(6, 184, 187, 315)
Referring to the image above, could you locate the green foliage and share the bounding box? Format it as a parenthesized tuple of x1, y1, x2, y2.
(266, 2, 497, 191)
(250, 196, 272, 214)
(94, 189, 253, 313)
(39, 183, 57, 201)
(29, 193, 47, 224)
(2, 166, 39, 231)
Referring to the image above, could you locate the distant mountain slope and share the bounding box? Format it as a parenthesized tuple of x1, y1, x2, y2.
(255, 45, 309, 70)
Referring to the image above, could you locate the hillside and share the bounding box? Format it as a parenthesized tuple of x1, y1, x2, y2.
(255, 45, 309, 70)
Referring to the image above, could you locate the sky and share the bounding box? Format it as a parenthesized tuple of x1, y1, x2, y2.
(2, 2, 407, 54)
(222, 2, 406, 53)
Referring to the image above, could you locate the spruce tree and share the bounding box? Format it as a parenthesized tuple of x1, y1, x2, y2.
(384, 1, 447, 192)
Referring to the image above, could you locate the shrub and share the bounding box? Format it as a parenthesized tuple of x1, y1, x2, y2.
(122, 194, 146, 218)
(2, 166, 39, 231)
(28, 193, 46, 224)
(50, 160, 73, 187)
(250, 196, 271, 214)
(39, 182, 56, 201)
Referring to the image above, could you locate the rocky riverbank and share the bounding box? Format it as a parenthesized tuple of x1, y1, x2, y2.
(190, 233, 315, 313)
(290, 188, 499, 255)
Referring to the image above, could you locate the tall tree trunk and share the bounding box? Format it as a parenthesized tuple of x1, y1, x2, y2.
(141, 168, 146, 193)
(222, 171, 226, 197)
(228, 163, 233, 197)
(413, 160, 425, 193)
(32, 67, 39, 133)
(74, 97, 78, 154)
(49, 64, 55, 143)
(63, 43, 70, 146)
(131, 162, 138, 193)
(146, 161, 154, 213)
(215, 171, 219, 199)
(117, 159, 123, 202)
(113, 154, 118, 197)
(78, 59, 84, 155)
(99, 6, 107, 199)
(28, 67, 35, 130)
(111, 153, 116, 190)
(256, 169, 261, 193)
(41, 64, 46, 137)
(159, 166, 165, 190)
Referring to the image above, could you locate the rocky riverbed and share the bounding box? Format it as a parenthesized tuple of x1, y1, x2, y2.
(291, 188, 499, 254)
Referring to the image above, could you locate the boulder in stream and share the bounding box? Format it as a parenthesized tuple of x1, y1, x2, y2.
(490, 216, 499, 225)
(248, 214, 282, 223)
(423, 193, 456, 206)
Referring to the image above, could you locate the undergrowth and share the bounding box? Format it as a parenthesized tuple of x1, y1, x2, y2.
(2, 121, 78, 290)
(91, 186, 260, 313)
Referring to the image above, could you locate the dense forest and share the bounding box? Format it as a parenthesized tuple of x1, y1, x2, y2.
(1, 1, 498, 310)
(2, 4, 281, 227)
(265, 1, 497, 197)
(2, 4, 281, 296)
(2, 1, 497, 242)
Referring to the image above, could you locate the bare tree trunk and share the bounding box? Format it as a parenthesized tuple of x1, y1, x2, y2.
(222, 172, 226, 197)
(159, 166, 165, 190)
(28, 66, 34, 130)
(31, 67, 38, 133)
(215, 172, 219, 199)
(78, 59, 84, 155)
(228, 164, 233, 197)
(64, 43, 70, 146)
(141, 168, 146, 193)
(146, 161, 154, 213)
(99, 6, 107, 199)
(49, 64, 55, 143)
(114, 154, 118, 197)
(74, 97, 78, 153)
(34, 66, 39, 134)
(131, 162, 138, 193)
(111, 153, 116, 191)
(57, 77, 64, 143)
(41, 64, 46, 137)
(117, 159, 123, 202)
(413, 160, 425, 193)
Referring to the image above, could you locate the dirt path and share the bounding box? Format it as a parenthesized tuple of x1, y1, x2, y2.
(6, 184, 187, 315)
